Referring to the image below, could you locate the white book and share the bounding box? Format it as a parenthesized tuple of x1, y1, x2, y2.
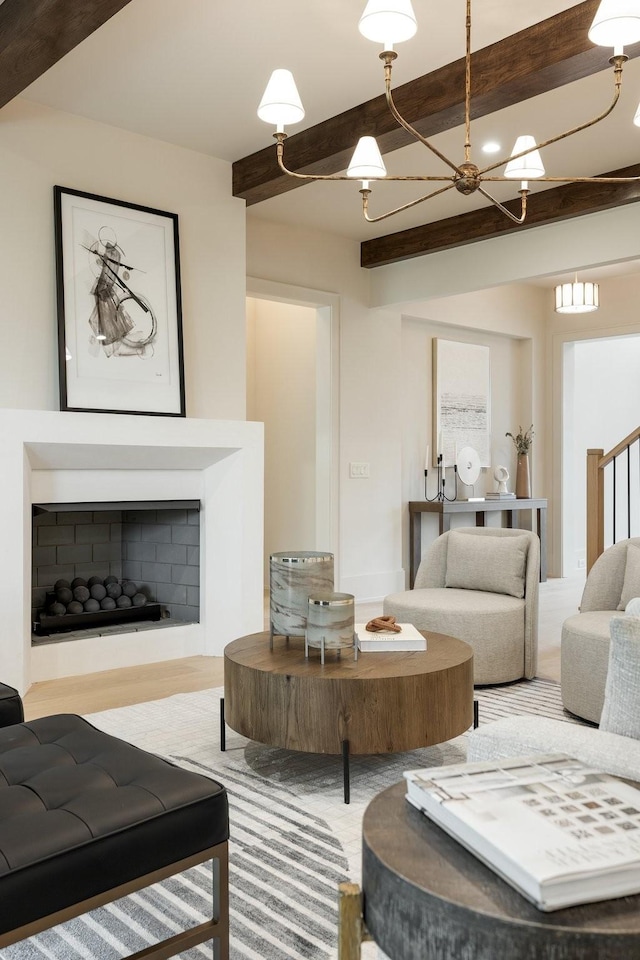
(355, 622, 426, 651)
(405, 754, 640, 912)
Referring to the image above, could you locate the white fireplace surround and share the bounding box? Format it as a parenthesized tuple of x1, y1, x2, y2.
(1, 410, 264, 694)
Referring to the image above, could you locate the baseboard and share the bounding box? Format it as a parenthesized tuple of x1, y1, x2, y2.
(339, 569, 406, 603)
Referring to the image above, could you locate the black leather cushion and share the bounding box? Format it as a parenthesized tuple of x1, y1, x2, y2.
(0, 714, 228, 934)
(0, 684, 23, 728)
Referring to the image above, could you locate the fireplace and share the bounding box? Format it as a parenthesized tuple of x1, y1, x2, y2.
(32, 500, 201, 642)
(0, 409, 264, 693)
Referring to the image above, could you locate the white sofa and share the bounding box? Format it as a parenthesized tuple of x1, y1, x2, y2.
(384, 527, 540, 685)
(468, 615, 640, 782)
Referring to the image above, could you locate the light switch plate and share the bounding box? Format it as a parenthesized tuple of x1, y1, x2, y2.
(350, 461, 370, 478)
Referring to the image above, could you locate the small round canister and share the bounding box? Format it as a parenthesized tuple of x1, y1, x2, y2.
(306, 592, 355, 655)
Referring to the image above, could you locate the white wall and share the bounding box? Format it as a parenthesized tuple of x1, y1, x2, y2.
(246, 297, 317, 576)
(0, 98, 247, 419)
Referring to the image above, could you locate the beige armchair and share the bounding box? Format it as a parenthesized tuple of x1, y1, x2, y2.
(562, 536, 640, 723)
(384, 527, 540, 685)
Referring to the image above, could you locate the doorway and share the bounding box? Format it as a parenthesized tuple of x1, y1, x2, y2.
(562, 333, 640, 576)
(246, 278, 340, 582)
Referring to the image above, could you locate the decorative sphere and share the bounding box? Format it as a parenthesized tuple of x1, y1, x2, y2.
(48, 602, 66, 616)
(100, 597, 117, 610)
(73, 585, 90, 603)
(122, 581, 138, 598)
(54, 579, 71, 591)
(71, 577, 88, 589)
(67, 601, 84, 615)
(83, 598, 100, 613)
(104, 575, 118, 586)
(116, 594, 132, 608)
(132, 593, 147, 607)
(90, 583, 107, 601)
(106, 582, 122, 599)
(87, 576, 104, 587)
(55, 587, 73, 605)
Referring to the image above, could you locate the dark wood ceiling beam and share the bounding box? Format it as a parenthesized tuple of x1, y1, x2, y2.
(360, 163, 640, 267)
(0, 0, 134, 110)
(233, 0, 638, 206)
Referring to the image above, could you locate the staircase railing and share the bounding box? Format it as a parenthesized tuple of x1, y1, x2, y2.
(586, 426, 640, 572)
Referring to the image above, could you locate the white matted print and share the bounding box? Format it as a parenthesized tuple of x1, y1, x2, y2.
(432, 338, 491, 467)
(55, 186, 185, 416)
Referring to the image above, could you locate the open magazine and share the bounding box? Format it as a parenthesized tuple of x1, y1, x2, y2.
(405, 754, 640, 911)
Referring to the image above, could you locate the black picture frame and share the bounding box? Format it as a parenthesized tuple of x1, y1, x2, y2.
(54, 185, 186, 416)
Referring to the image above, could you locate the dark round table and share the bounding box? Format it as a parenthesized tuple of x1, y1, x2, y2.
(362, 781, 640, 960)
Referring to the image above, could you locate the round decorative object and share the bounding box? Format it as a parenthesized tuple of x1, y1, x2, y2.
(48, 602, 66, 616)
(54, 579, 71, 591)
(67, 601, 84, 615)
(270, 551, 334, 638)
(100, 597, 117, 610)
(73, 585, 90, 603)
(122, 581, 138, 598)
(83, 598, 100, 613)
(306, 592, 355, 652)
(116, 594, 132, 608)
(132, 593, 147, 607)
(55, 587, 73, 606)
(106, 582, 123, 599)
(104, 575, 118, 586)
(457, 447, 481, 487)
(494, 464, 510, 494)
(87, 576, 104, 587)
(71, 577, 88, 589)
(90, 583, 107, 601)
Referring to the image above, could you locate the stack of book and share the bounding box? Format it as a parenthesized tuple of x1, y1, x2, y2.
(485, 491, 516, 499)
(405, 754, 640, 911)
(355, 622, 426, 651)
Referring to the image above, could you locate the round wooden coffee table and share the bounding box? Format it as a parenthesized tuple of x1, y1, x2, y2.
(222, 631, 473, 802)
(360, 781, 640, 959)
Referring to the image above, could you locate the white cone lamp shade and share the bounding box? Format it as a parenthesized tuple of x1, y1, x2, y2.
(347, 136, 387, 179)
(554, 281, 600, 313)
(504, 136, 546, 179)
(358, 0, 418, 46)
(258, 69, 305, 127)
(588, 0, 640, 47)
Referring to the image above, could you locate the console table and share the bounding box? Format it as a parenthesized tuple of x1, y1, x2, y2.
(409, 498, 548, 587)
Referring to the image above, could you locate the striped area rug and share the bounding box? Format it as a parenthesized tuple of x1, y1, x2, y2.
(3, 678, 580, 960)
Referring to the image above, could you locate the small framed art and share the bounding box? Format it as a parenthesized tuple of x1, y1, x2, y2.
(54, 185, 186, 416)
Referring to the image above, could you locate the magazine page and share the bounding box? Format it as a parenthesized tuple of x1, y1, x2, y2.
(406, 755, 640, 888)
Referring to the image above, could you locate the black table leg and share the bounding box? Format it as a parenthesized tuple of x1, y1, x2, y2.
(342, 739, 350, 805)
(473, 699, 479, 729)
(220, 697, 226, 751)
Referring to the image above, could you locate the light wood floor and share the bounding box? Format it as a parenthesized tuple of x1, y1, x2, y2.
(23, 575, 585, 720)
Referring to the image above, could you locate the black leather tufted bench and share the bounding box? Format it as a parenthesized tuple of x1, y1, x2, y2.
(0, 704, 229, 958)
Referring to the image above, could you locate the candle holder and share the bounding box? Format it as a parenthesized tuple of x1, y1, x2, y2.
(424, 454, 457, 502)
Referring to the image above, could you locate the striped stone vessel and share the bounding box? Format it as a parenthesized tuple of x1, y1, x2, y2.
(269, 551, 334, 639)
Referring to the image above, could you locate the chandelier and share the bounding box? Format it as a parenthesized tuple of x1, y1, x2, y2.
(257, 0, 640, 224)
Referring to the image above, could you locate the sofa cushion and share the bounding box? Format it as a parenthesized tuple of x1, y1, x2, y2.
(444, 530, 527, 598)
(600, 615, 640, 740)
(618, 543, 640, 610)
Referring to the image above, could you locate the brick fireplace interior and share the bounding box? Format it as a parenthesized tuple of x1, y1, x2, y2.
(32, 500, 201, 642)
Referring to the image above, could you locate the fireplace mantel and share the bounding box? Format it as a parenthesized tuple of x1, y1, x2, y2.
(0, 409, 264, 693)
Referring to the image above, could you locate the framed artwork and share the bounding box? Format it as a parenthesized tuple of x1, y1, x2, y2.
(432, 338, 491, 467)
(54, 186, 185, 416)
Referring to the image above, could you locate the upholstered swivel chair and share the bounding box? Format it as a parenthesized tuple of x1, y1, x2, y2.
(562, 536, 640, 723)
(384, 527, 540, 685)
(468, 615, 640, 782)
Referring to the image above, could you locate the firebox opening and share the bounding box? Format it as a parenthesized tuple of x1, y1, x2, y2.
(32, 500, 200, 645)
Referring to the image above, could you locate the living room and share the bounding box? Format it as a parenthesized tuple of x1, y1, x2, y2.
(2, 1, 640, 958)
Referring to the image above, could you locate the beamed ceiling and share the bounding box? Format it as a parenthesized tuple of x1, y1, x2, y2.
(4, 0, 640, 273)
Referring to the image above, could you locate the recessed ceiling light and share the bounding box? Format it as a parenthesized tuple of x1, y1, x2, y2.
(482, 141, 501, 154)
